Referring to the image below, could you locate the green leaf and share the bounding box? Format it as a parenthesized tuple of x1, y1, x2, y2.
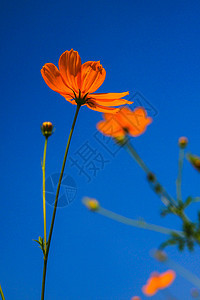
(38, 236, 43, 244)
(183, 221, 195, 238)
(33, 238, 45, 254)
(33, 239, 41, 245)
(178, 239, 185, 251)
(184, 196, 193, 208)
(186, 239, 194, 251)
(160, 208, 171, 217)
(159, 238, 177, 249)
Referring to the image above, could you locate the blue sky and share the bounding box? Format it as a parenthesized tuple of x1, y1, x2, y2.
(1, 0, 200, 299)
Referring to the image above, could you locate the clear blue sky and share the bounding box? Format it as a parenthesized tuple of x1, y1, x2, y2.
(1, 0, 200, 299)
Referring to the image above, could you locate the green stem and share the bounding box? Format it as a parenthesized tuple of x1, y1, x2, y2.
(124, 139, 191, 223)
(176, 147, 184, 203)
(124, 139, 177, 207)
(192, 197, 200, 202)
(0, 286, 5, 300)
(42, 138, 48, 254)
(96, 206, 183, 236)
(41, 104, 81, 300)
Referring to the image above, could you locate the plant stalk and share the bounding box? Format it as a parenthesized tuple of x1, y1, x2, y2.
(41, 104, 81, 300)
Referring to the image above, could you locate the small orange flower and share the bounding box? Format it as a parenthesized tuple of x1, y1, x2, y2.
(41, 49, 132, 113)
(142, 270, 176, 296)
(97, 106, 152, 138)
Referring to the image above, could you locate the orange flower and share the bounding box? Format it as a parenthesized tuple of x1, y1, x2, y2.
(97, 106, 152, 138)
(142, 270, 176, 296)
(41, 49, 132, 113)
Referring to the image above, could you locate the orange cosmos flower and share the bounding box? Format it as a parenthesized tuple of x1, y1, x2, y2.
(142, 270, 176, 296)
(41, 49, 132, 113)
(97, 106, 152, 138)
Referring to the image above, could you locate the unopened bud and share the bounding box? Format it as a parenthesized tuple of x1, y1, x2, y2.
(41, 122, 53, 138)
(147, 172, 156, 182)
(187, 153, 200, 172)
(155, 183, 162, 194)
(178, 136, 188, 148)
(154, 250, 167, 262)
(83, 197, 100, 212)
(191, 288, 200, 298)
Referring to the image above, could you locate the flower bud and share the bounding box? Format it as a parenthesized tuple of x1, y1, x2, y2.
(178, 136, 188, 148)
(155, 183, 162, 194)
(147, 172, 156, 182)
(191, 288, 200, 298)
(83, 197, 100, 212)
(187, 153, 200, 172)
(154, 250, 167, 262)
(41, 122, 53, 138)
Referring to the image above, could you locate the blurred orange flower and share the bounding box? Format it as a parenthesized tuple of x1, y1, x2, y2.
(142, 270, 176, 296)
(41, 49, 132, 113)
(97, 106, 152, 138)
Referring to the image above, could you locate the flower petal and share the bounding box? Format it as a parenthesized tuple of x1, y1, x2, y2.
(81, 61, 106, 94)
(97, 106, 152, 137)
(89, 98, 133, 107)
(86, 101, 119, 113)
(41, 63, 73, 95)
(120, 107, 152, 136)
(97, 119, 124, 137)
(90, 91, 129, 100)
(142, 283, 157, 296)
(142, 276, 159, 296)
(58, 49, 82, 93)
(158, 270, 176, 289)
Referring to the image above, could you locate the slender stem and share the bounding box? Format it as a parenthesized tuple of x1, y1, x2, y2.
(176, 147, 184, 203)
(96, 206, 183, 236)
(41, 258, 47, 300)
(192, 197, 200, 202)
(0, 286, 5, 300)
(125, 139, 150, 174)
(124, 139, 177, 207)
(42, 138, 48, 254)
(41, 104, 81, 300)
(124, 139, 191, 222)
